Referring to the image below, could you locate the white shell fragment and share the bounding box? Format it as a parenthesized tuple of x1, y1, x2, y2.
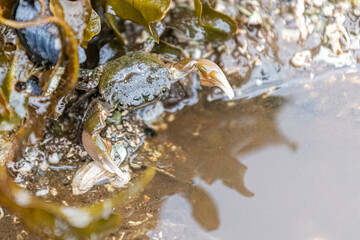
(322, 4, 334, 17)
(248, 11, 263, 26)
(36, 188, 49, 196)
(295, 0, 308, 40)
(72, 162, 115, 195)
(291, 50, 312, 67)
(325, 23, 350, 55)
(306, 0, 324, 8)
(0, 206, 4, 220)
(314, 46, 355, 67)
(281, 29, 300, 42)
(48, 152, 63, 165)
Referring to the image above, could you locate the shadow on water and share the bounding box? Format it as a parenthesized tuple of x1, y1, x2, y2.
(122, 94, 298, 238)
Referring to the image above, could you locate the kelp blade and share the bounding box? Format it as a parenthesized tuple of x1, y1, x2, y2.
(0, 162, 155, 238)
(105, 0, 171, 42)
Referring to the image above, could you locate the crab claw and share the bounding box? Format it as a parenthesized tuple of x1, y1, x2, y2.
(82, 100, 127, 178)
(194, 59, 234, 100)
(170, 58, 234, 99)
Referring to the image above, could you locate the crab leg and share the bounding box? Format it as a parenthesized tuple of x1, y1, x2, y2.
(169, 59, 234, 99)
(82, 100, 127, 178)
(76, 65, 104, 90)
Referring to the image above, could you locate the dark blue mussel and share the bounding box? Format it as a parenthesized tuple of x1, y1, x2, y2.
(13, 0, 86, 65)
(15, 75, 42, 95)
(13, 0, 61, 65)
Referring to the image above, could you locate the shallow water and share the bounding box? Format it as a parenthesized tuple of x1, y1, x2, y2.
(1, 53, 359, 240)
(144, 69, 360, 239)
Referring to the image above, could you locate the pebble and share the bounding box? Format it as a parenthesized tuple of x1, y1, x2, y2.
(281, 29, 300, 42)
(79, 150, 88, 158)
(36, 188, 49, 196)
(39, 161, 49, 171)
(50, 188, 58, 196)
(322, 4, 334, 17)
(291, 50, 312, 67)
(248, 11, 263, 26)
(48, 152, 62, 165)
(0, 207, 4, 220)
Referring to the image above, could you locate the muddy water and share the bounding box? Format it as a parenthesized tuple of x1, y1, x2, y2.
(143, 69, 360, 239)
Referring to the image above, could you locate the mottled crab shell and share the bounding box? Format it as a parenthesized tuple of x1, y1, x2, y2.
(99, 52, 171, 109)
(13, 0, 61, 65)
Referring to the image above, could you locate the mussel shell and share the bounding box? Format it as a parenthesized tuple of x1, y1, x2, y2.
(26, 75, 42, 95)
(15, 76, 42, 96)
(13, 0, 61, 65)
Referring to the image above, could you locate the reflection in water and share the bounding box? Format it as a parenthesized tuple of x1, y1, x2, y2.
(119, 95, 297, 238)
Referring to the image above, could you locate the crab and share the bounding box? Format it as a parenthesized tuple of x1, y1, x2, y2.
(78, 52, 234, 178)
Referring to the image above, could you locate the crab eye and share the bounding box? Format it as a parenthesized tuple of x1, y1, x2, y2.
(119, 101, 127, 108)
(161, 88, 167, 94)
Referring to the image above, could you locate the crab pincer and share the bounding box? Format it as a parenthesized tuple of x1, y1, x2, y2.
(81, 101, 128, 178)
(169, 58, 235, 100)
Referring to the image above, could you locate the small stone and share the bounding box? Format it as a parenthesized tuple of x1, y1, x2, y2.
(79, 150, 88, 158)
(255, 45, 265, 52)
(322, 4, 334, 17)
(36, 188, 49, 196)
(281, 29, 300, 42)
(325, 23, 350, 55)
(13, 216, 20, 224)
(0, 206, 4, 220)
(126, 124, 133, 133)
(130, 141, 137, 148)
(291, 50, 312, 67)
(48, 152, 62, 165)
(129, 158, 143, 169)
(167, 114, 175, 122)
(306, 0, 324, 7)
(353, 8, 360, 17)
(39, 161, 49, 171)
(13, 175, 23, 183)
(143, 195, 150, 202)
(20, 230, 28, 237)
(50, 188, 58, 196)
(106, 184, 115, 192)
(248, 11, 263, 26)
(66, 148, 75, 158)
